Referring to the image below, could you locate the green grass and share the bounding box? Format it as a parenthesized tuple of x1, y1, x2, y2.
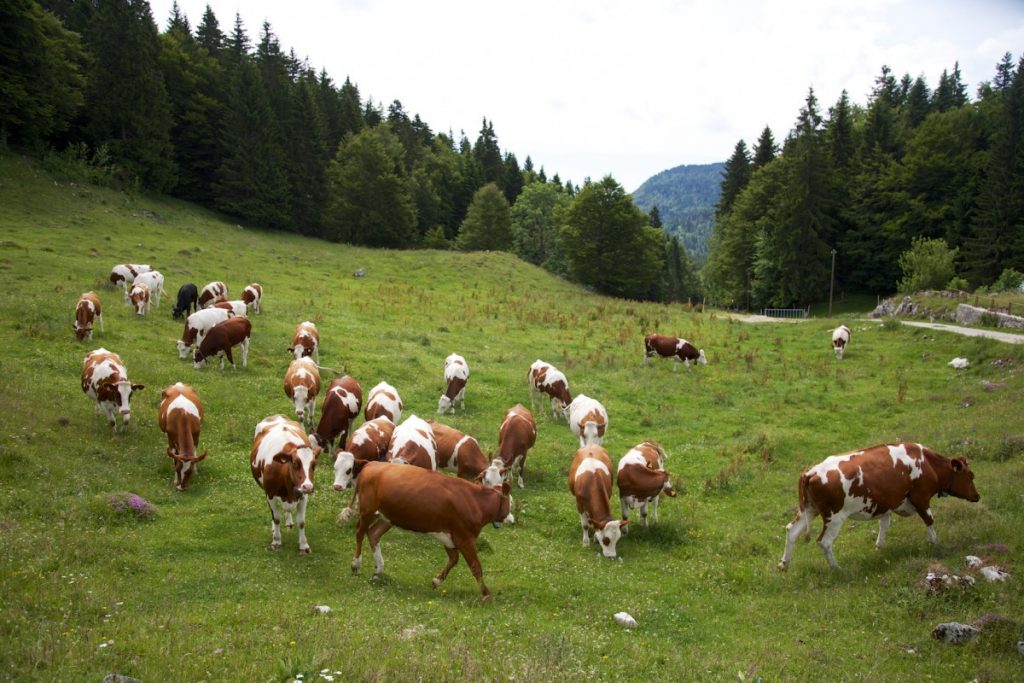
(1, 151, 1023, 681)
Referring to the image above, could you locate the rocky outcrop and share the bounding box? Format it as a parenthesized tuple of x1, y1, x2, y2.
(956, 303, 1024, 329)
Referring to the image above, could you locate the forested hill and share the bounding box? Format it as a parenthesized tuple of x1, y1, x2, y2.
(632, 162, 723, 260)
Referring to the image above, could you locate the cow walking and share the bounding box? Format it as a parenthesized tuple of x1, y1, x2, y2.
(437, 353, 469, 414)
(617, 441, 676, 532)
(158, 383, 207, 491)
(778, 443, 980, 570)
(644, 333, 707, 371)
(74, 292, 103, 341)
(832, 325, 851, 360)
(569, 445, 628, 557)
(528, 360, 572, 420)
(496, 404, 536, 489)
(172, 283, 199, 320)
(567, 394, 608, 448)
(81, 348, 144, 431)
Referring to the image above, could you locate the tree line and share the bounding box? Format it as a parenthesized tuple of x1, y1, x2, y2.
(705, 57, 1024, 309)
(2, 0, 701, 303)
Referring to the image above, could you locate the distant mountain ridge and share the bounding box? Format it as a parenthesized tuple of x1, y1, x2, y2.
(632, 161, 724, 261)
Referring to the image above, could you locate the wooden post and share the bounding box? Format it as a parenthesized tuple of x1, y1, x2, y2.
(828, 248, 837, 317)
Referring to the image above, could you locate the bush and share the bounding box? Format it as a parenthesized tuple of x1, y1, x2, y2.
(946, 276, 969, 291)
(991, 268, 1024, 293)
(897, 237, 957, 293)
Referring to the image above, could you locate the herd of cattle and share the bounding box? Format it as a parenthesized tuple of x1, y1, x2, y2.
(73, 263, 982, 598)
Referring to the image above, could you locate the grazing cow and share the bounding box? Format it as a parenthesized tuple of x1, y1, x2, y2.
(567, 394, 608, 448)
(213, 299, 248, 317)
(288, 321, 320, 363)
(387, 415, 437, 470)
(242, 283, 262, 314)
(250, 415, 321, 553)
(365, 381, 403, 423)
(832, 325, 851, 360)
(351, 461, 511, 599)
(644, 333, 707, 371)
(158, 383, 206, 491)
(617, 441, 676, 532)
(81, 348, 144, 431)
(283, 357, 322, 429)
(129, 282, 150, 316)
(194, 316, 251, 369)
(74, 291, 103, 341)
(528, 360, 572, 420)
(333, 416, 396, 523)
(496, 404, 536, 489)
(311, 376, 362, 452)
(129, 270, 167, 307)
(778, 443, 981, 571)
(429, 420, 490, 481)
(569, 445, 628, 557)
(172, 283, 198, 320)
(176, 307, 233, 359)
(109, 263, 151, 289)
(198, 281, 228, 309)
(437, 353, 469, 414)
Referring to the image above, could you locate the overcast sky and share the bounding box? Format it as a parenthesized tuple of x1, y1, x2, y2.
(151, 0, 1024, 192)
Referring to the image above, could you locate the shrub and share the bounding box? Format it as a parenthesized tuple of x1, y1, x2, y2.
(990, 268, 1024, 293)
(897, 237, 957, 293)
(946, 276, 969, 291)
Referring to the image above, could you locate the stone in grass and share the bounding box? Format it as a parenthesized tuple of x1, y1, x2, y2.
(932, 622, 980, 644)
(103, 492, 157, 520)
(614, 612, 639, 629)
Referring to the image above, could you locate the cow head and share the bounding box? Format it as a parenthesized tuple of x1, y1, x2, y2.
(172, 305, 184, 320)
(592, 519, 628, 558)
(275, 441, 320, 495)
(492, 482, 512, 528)
(333, 450, 371, 491)
(945, 457, 981, 502)
(696, 349, 708, 365)
(292, 385, 311, 421)
(176, 338, 192, 359)
(130, 285, 149, 316)
(73, 321, 91, 342)
(98, 380, 144, 424)
(437, 394, 453, 414)
(166, 447, 208, 491)
(476, 458, 508, 489)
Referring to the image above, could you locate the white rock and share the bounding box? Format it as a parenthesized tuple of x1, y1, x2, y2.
(932, 622, 980, 644)
(614, 611, 638, 628)
(311, 605, 332, 614)
(979, 566, 1009, 582)
(965, 555, 983, 569)
(948, 357, 970, 369)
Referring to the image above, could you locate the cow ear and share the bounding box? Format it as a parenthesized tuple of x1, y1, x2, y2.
(310, 445, 322, 458)
(951, 458, 964, 472)
(131, 384, 145, 392)
(620, 519, 630, 528)
(501, 482, 511, 496)
(286, 346, 294, 353)
(273, 453, 291, 464)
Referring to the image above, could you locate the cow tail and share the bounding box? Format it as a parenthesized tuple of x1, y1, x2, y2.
(797, 469, 810, 514)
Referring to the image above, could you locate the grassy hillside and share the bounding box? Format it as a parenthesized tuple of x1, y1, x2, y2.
(1, 152, 1023, 682)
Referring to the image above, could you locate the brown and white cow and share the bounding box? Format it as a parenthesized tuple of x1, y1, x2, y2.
(283, 357, 322, 429)
(193, 315, 251, 369)
(644, 333, 707, 371)
(617, 441, 676, 532)
(437, 353, 469, 414)
(569, 445, 628, 557)
(129, 270, 167, 307)
(778, 442, 981, 571)
(365, 381, 403, 423)
(250, 415, 322, 553)
(496, 404, 537, 489)
(428, 420, 490, 481)
(212, 299, 248, 317)
(311, 376, 362, 452)
(81, 348, 144, 431)
(567, 394, 608, 448)
(109, 263, 151, 289)
(333, 416, 396, 523)
(158, 383, 207, 491)
(176, 307, 233, 359)
(529, 359, 572, 420)
(288, 321, 320, 363)
(387, 415, 437, 470)
(198, 281, 228, 309)
(74, 291, 103, 341)
(832, 324, 851, 360)
(129, 282, 150, 316)
(242, 283, 262, 314)
(351, 461, 511, 599)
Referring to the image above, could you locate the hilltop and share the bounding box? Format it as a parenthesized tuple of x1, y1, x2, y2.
(632, 161, 724, 260)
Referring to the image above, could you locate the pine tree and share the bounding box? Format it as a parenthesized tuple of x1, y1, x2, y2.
(195, 4, 223, 56)
(648, 206, 663, 229)
(83, 0, 177, 190)
(503, 152, 523, 204)
(473, 118, 505, 189)
(456, 182, 512, 251)
(904, 76, 931, 129)
(716, 140, 752, 218)
(752, 126, 777, 169)
(825, 90, 854, 172)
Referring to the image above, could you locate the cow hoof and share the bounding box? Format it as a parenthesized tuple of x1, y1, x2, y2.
(271, 542, 281, 551)
(481, 593, 493, 602)
(337, 509, 353, 524)
(285, 523, 294, 529)
(351, 558, 361, 573)
(432, 578, 443, 588)
(777, 561, 788, 571)
(299, 547, 311, 555)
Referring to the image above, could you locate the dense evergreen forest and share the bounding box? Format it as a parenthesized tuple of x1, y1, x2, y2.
(3, 0, 1021, 308)
(632, 162, 724, 261)
(704, 60, 1024, 309)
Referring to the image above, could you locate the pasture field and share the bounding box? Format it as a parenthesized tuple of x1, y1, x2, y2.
(1, 152, 1023, 682)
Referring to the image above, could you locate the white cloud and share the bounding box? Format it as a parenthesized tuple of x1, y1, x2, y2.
(151, 0, 1022, 191)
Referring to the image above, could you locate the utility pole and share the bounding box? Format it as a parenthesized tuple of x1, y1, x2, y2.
(828, 248, 837, 317)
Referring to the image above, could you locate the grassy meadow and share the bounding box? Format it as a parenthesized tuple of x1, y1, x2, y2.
(1, 152, 1023, 681)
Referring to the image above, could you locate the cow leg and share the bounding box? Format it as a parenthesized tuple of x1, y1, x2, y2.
(513, 454, 525, 489)
(98, 313, 104, 333)
(338, 491, 359, 524)
(640, 499, 650, 530)
(241, 338, 249, 368)
(778, 507, 816, 571)
(909, 499, 938, 547)
(620, 497, 630, 534)
(579, 513, 591, 546)
(267, 498, 283, 550)
(459, 389, 466, 412)
(875, 513, 892, 550)
(101, 402, 117, 428)
(455, 537, 491, 600)
(651, 494, 660, 526)
(817, 513, 848, 569)
(352, 509, 372, 572)
(296, 496, 311, 554)
(223, 347, 234, 370)
(368, 519, 392, 576)
(433, 546, 460, 588)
